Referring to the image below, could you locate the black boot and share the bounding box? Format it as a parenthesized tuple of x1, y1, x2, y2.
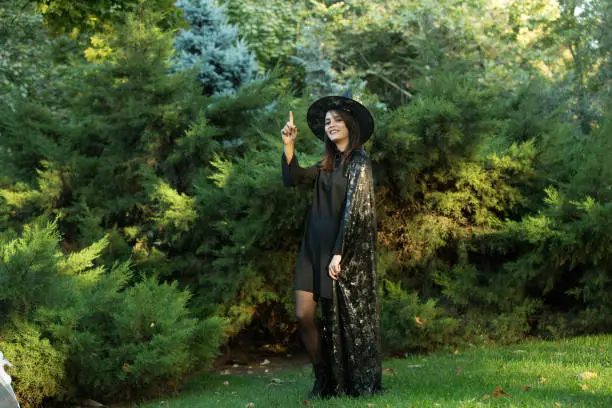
(308, 363, 329, 399)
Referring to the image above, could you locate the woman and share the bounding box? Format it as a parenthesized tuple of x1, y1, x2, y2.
(281, 95, 381, 398)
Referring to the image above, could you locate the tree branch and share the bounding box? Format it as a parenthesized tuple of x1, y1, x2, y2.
(358, 51, 413, 99)
(9, 1, 32, 27)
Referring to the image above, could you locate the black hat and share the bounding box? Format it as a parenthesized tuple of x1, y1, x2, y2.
(306, 94, 374, 144)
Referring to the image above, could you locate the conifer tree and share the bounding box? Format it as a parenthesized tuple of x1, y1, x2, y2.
(173, 0, 258, 95)
(291, 24, 343, 99)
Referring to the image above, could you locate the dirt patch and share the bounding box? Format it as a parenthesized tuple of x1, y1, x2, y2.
(213, 350, 311, 376)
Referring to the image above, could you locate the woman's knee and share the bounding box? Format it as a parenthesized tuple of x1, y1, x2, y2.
(295, 307, 315, 326)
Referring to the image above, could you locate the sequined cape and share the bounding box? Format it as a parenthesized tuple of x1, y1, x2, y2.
(320, 150, 382, 397)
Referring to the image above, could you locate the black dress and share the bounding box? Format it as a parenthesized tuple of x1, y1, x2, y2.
(282, 149, 382, 397)
(281, 151, 346, 300)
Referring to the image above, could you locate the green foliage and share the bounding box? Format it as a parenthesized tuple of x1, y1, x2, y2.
(372, 73, 510, 203)
(0, 2, 65, 109)
(193, 138, 315, 333)
(547, 0, 609, 134)
(0, 219, 66, 320)
(224, 0, 301, 71)
(435, 119, 612, 334)
(380, 280, 460, 354)
(151, 181, 198, 234)
(67, 275, 224, 401)
(292, 0, 566, 106)
(1, 5, 282, 338)
(0, 219, 224, 405)
(291, 22, 343, 99)
(2, 2, 612, 405)
(32, 0, 183, 34)
(372, 72, 538, 305)
(173, 0, 258, 95)
(1, 321, 66, 408)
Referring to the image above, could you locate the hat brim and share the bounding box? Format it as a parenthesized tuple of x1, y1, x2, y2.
(306, 96, 374, 144)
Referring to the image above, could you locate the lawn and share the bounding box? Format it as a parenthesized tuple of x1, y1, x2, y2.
(126, 335, 612, 407)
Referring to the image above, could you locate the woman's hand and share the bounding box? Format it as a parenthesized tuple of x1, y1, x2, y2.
(328, 254, 342, 280)
(281, 111, 297, 145)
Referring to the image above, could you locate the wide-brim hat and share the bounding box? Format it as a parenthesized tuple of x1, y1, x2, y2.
(306, 95, 374, 145)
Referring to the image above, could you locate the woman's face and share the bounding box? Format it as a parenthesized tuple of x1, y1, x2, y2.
(325, 110, 349, 145)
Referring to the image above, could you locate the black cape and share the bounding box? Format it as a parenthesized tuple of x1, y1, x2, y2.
(282, 149, 382, 397)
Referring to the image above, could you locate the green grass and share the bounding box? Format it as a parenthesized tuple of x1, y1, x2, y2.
(125, 335, 612, 407)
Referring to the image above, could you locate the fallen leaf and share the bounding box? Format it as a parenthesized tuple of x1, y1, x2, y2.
(302, 400, 310, 406)
(522, 385, 531, 391)
(539, 376, 547, 384)
(482, 394, 491, 400)
(383, 368, 396, 375)
(415, 316, 426, 328)
(555, 403, 562, 407)
(577, 371, 597, 380)
(246, 403, 255, 408)
(367, 404, 375, 407)
(492, 386, 511, 398)
(579, 383, 589, 391)
(453, 348, 460, 355)
(456, 367, 462, 376)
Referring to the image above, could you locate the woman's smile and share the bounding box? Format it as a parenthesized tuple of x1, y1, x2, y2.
(325, 111, 349, 145)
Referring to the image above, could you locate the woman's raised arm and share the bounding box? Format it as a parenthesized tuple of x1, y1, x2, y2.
(281, 111, 318, 186)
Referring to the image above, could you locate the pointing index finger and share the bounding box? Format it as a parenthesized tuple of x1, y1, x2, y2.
(289, 111, 294, 126)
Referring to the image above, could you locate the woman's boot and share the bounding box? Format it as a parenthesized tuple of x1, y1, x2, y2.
(308, 362, 329, 399)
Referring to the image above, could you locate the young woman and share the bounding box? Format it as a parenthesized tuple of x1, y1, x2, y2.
(281, 95, 381, 398)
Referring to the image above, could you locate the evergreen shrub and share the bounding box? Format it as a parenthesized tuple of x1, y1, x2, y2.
(66, 274, 225, 401)
(380, 280, 460, 354)
(0, 219, 225, 405)
(173, 0, 258, 95)
(1, 321, 66, 408)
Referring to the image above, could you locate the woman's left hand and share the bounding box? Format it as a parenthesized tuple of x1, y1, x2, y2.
(328, 255, 342, 280)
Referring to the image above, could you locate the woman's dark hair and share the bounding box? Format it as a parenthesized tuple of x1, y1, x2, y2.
(320, 109, 361, 172)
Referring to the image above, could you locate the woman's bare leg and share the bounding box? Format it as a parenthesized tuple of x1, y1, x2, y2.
(295, 290, 321, 364)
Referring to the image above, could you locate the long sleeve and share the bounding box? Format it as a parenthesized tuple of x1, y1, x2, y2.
(281, 152, 319, 187)
(332, 152, 374, 255)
